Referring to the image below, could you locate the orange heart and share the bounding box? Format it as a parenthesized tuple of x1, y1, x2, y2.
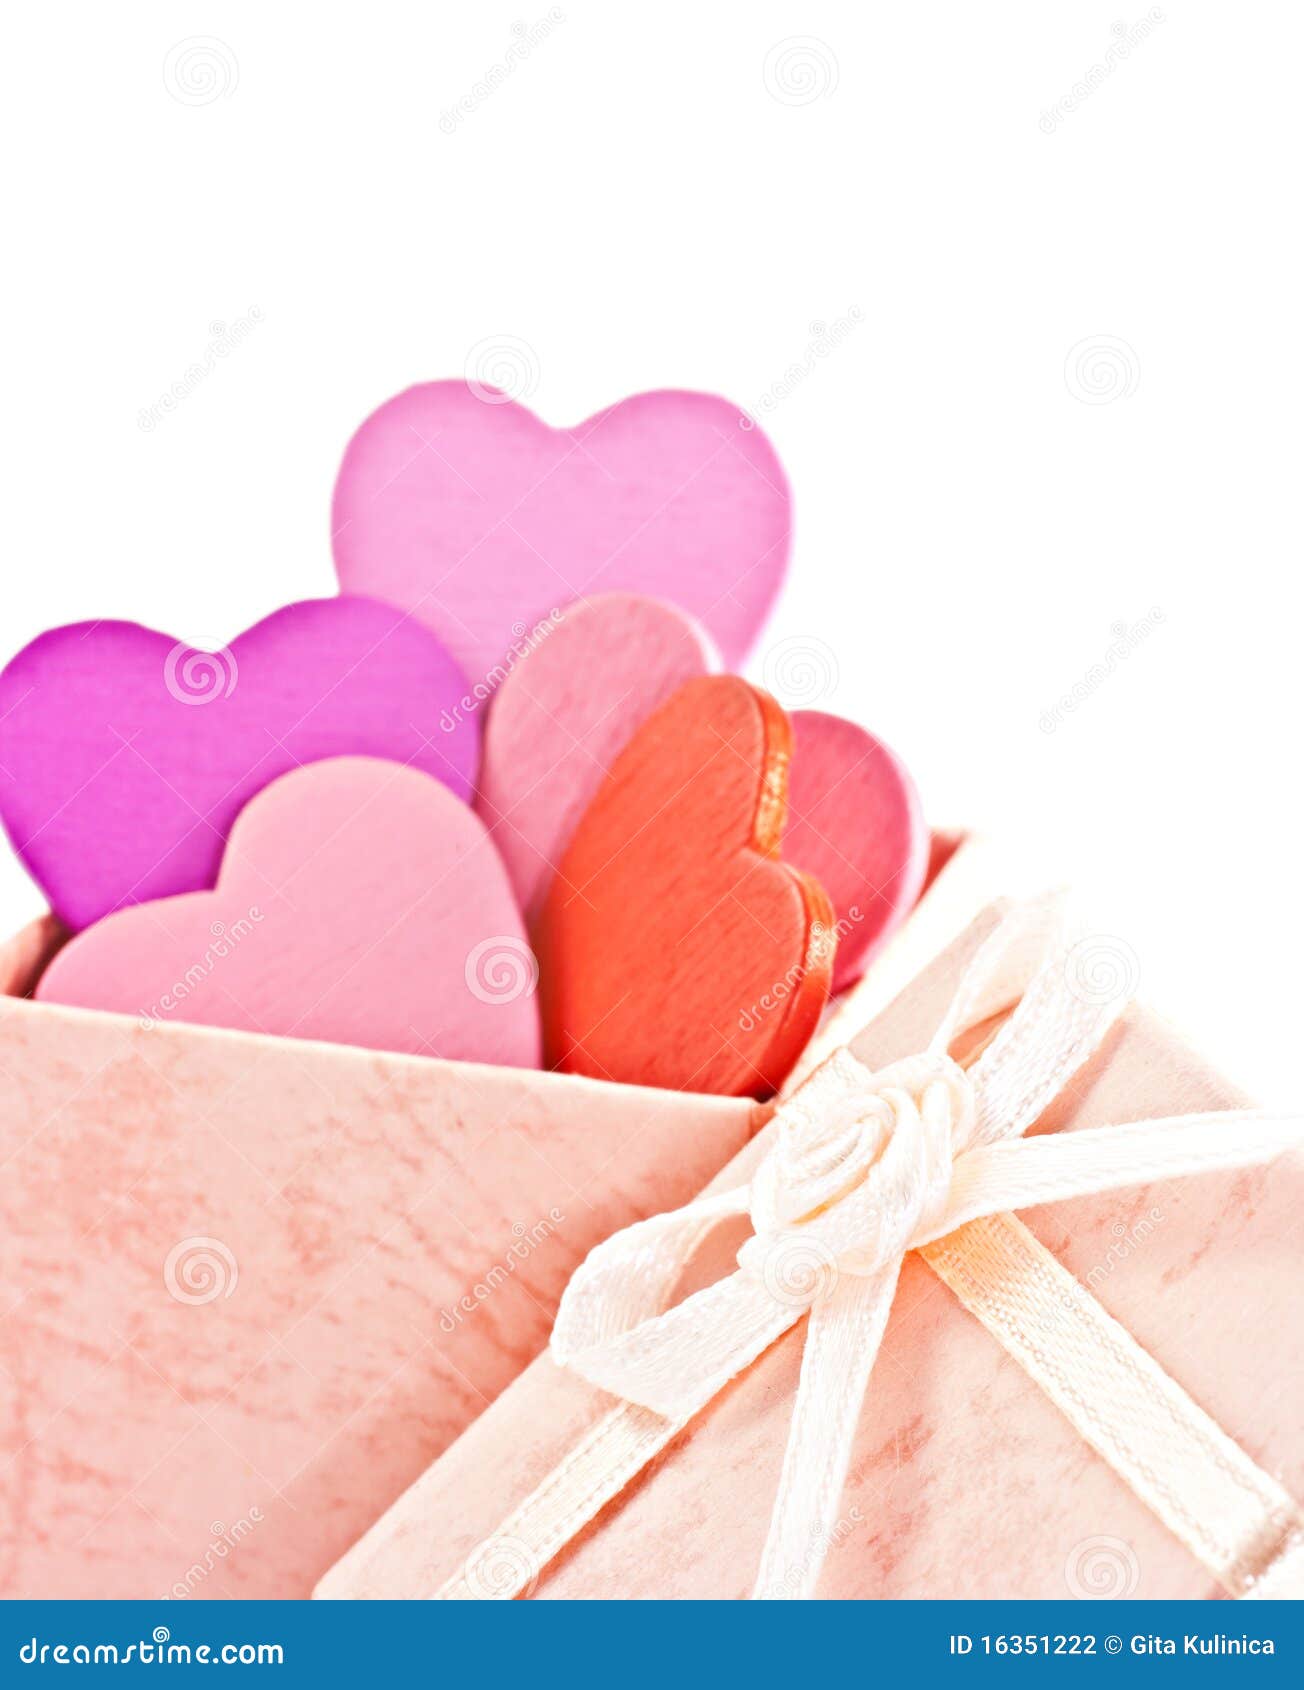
(538, 676, 834, 1096)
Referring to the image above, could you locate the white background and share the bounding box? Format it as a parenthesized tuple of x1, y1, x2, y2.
(2, 4, 1300, 1100)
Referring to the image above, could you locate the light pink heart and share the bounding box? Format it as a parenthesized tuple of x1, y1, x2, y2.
(38, 756, 540, 1066)
(331, 382, 790, 688)
(476, 593, 717, 921)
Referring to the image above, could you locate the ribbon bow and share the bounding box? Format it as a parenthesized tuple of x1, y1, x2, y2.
(545, 896, 1304, 1599)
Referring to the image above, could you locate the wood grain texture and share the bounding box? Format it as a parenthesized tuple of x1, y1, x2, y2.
(538, 675, 834, 1097)
(476, 593, 714, 921)
(783, 710, 929, 992)
(37, 756, 539, 1067)
(332, 382, 790, 685)
(0, 597, 478, 932)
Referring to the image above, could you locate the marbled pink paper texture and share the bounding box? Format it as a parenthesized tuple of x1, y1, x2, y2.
(0, 920, 754, 1598)
(321, 908, 1304, 1600)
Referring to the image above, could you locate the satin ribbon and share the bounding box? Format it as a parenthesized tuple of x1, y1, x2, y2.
(444, 897, 1304, 1600)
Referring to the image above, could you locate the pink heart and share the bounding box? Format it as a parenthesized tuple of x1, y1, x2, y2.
(0, 597, 478, 932)
(331, 382, 790, 686)
(37, 756, 540, 1066)
(476, 593, 716, 921)
(783, 711, 929, 993)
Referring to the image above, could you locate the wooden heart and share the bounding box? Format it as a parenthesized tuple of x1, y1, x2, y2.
(0, 597, 478, 932)
(476, 593, 715, 921)
(331, 382, 790, 686)
(537, 676, 833, 1096)
(783, 711, 929, 992)
(37, 757, 540, 1067)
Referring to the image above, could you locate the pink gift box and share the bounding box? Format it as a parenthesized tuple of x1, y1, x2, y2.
(318, 902, 1304, 1600)
(0, 916, 752, 1599)
(0, 833, 987, 1599)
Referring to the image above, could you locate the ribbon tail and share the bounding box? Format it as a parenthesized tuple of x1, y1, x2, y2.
(565, 1271, 799, 1420)
(922, 1211, 1304, 1598)
(752, 1264, 902, 1600)
(927, 891, 1067, 1058)
(919, 1111, 1304, 1245)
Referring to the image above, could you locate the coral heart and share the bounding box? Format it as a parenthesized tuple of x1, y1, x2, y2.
(37, 757, 540, 1066)
(537, 676, 833, 1096)
(476, 593, 715, 921)
(331, 382, 790, 688)
(0, 598, 478, 931)
(783, 711, 929, 993)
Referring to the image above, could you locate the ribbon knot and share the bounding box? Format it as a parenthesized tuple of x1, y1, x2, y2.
(533, 896, 1304, 1601)
(739, 1049, 974, 1296)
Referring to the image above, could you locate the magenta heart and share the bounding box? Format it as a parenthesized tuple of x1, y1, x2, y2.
(331, 382, 791, 686)
(0, 597, 478, 932)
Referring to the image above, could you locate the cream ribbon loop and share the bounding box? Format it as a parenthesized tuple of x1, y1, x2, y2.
(458, 898, 1304, 1601)
(550, 1050, 975, 1425)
